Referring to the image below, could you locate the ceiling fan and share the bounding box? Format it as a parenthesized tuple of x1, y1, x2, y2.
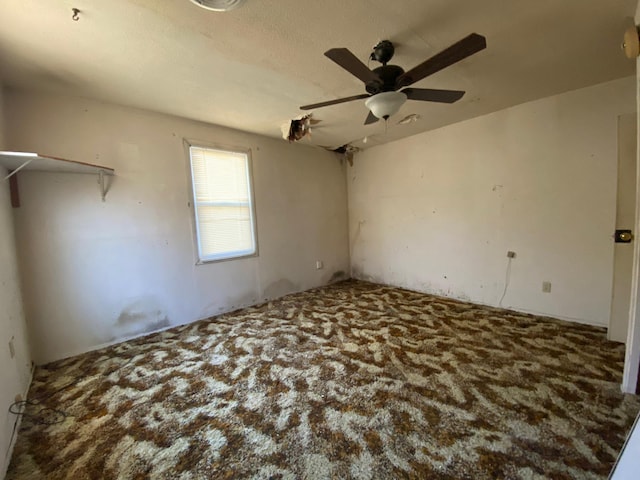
(300, 33, 486, 124)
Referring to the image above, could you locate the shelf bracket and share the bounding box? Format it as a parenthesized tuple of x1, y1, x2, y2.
(98, 170, 107, 202)
(3, 159, 33, 181)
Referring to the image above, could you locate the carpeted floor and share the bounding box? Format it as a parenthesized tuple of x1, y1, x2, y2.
(7, 280, 640, 479)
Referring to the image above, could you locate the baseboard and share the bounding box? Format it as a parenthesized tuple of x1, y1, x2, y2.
(351, 275, 608, 328)
(41, 279, 342, 365)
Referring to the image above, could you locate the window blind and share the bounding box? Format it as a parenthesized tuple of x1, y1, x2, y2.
(189, 146, 256, 262)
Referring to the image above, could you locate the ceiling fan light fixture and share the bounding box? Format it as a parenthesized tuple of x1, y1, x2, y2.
(365, 91, 407, 120)
(189, 0, 246, 12)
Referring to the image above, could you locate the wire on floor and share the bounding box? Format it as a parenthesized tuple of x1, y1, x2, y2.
(6, 351, 139, 433)
(6, 336, 215, 449)
(9, 400, 67, 425)
(5, 400, 69, 460)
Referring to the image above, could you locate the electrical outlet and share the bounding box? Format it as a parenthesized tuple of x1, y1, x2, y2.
(542, 281, 552, 293)
(316, 260, 324, 270)
(507, 251, 516, 258)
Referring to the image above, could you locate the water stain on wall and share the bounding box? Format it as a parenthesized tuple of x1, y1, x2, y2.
(351, 268, 379, 284)
(115, 296, 170, 339)
(328, 270, 348, 283)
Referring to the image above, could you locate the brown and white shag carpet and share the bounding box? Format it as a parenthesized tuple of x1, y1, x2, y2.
(7, 280, 640, 479)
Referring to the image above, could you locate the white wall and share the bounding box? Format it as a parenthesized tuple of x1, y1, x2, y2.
(349, 76, 636, 326)
(5, 89, 350, 365)
(0, 86, 32, 477)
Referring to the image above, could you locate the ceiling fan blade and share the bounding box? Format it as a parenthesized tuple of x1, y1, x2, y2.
(300, 93, 370, 110)
(325, 48, 382, 85)
(396, 33, 486, 89)
(364, 111, 379, 125)
(402, 88, 465, 103)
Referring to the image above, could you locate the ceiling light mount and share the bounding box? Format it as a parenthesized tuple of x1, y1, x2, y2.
(189, 0, 246, 12)
(622, 25, 640, 59)
(370, 40, 395, 66)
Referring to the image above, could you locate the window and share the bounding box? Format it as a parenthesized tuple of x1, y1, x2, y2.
(188, 144, 257, 262)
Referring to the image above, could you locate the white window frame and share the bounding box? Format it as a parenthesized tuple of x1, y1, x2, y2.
(185, 140, 258, 264)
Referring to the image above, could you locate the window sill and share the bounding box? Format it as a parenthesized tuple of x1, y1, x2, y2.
(196, 250, 258, 265)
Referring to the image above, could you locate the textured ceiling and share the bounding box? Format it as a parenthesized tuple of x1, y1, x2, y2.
(0, 0, 636, 149)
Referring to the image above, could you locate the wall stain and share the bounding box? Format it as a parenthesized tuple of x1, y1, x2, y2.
(264, 279, 298, 300)
(115, 297, 170, 339)
(142, 317, 170, 332)
(350, 220, 366, 256)
(201, 290, 257, 319)
(351, 268, 378, 284)
(117, 310, 151, 325)
(328, 270, 348, 284)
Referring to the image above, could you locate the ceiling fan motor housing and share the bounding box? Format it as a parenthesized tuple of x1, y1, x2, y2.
(366, 64, 405, 94)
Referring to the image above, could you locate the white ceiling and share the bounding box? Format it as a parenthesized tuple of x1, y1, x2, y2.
(0, 0, 636, 149)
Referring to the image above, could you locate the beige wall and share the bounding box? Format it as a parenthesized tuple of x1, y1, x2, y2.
(348, 76, 636, 326)
(5, 89, 350, 364)
(0, 86, 32, 478)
